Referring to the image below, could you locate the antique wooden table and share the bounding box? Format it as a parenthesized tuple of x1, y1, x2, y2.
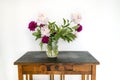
(14, 51, 99, 80)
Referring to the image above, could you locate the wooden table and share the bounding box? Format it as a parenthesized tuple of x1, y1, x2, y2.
(14, 51, 99, 80)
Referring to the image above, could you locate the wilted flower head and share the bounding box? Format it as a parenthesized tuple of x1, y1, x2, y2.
(71, 13, 82, 24)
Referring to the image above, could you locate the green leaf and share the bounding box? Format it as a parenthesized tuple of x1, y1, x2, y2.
(65, 27, 73, 32)
(67, 19, 69, 23)
(63, 18, 66, 25)
(48, 21, 60, 34)
(54, 24, 59, 31)
(72, 25, 78, 30)
(61, 32, 76, 42)
(64, 23, 70, 27)
(54, 31, 61, 41)
(61, 28, 68, 34)
(32, 29, 41, 40)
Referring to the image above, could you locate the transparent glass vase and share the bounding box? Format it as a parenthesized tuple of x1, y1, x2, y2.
(46, 40, 58, 58)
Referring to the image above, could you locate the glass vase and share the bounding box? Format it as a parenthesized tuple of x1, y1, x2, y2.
(46, 40, 58, 58)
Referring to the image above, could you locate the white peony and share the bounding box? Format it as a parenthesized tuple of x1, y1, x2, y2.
(41, 25, 50, 37)
(71, 13, 82, 24)
(37, 14, 48, 25)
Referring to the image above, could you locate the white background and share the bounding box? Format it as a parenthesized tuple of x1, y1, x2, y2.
(0, 0, 120, 80)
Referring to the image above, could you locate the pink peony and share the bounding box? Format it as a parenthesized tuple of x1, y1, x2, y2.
(76, 24, 82, 32)
(28, 21, 37, 31)
(42, 36, 49, 43)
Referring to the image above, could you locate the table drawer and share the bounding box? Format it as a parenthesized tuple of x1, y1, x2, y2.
(73, 65, 91, 72)
(23, 65, 47, 73)
(22, 64, 91, 74)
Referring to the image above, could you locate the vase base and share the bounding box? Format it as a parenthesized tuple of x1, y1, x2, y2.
(47, 57, 57, 61)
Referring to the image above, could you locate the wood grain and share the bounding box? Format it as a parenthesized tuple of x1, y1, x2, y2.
(91, 65, 96, 80)
(18, 65, 23, 80)
(82, 74, 85, 80)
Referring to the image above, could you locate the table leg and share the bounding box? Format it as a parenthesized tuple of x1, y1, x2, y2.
(60, 74, 62, 80)
(18, 65, 23, 80)
(29, 74, 33, 80)
(50, 74, 54, 80)
(91, 65, 96, 80)
(82, 74, 85, 80)
(62, 74, 65, 80)
(26, 74, 28, 80)
(60, 74, 65, 80)
(86, 75, 89, 80)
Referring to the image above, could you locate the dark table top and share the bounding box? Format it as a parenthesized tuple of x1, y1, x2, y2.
(14, 51, 99, 65)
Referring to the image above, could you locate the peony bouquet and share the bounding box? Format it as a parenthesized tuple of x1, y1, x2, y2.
(28, 13, 82, 57)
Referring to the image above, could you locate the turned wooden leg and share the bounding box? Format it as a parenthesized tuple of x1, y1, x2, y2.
(60, 74, 65, 80)
(82, 74, 85, 80)
(60, 74, 62, 80)
(18, 65, 23, 80)
(86, 75, 89, 80)
(91, 65, 96, 80)
(62, 74, 65, 80)
(29, 74, 33, 80)
(50, 74, 54, 80)
(26, 74, 28, 80)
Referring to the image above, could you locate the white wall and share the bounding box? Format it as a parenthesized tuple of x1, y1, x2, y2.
(0, 0, 120, 80)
